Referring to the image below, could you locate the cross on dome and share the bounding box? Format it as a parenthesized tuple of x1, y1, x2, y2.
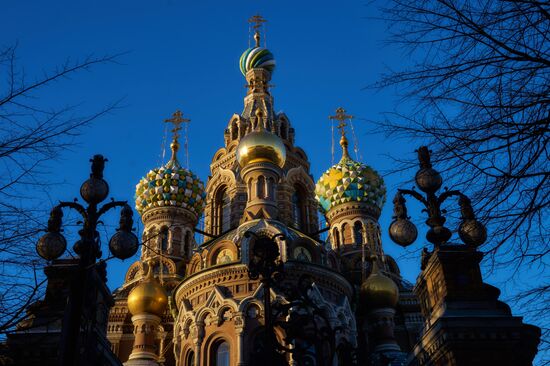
(164, 110, 190, 165)
(329, 107, 354, 137)
(249, 14, 267, 47)
(329, 107, 354, 160)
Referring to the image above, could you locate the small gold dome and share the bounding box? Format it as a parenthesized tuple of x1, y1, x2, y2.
(127, 267, 168, 317)
(237, 130, 286, 168)
(360, 261, 399, 309)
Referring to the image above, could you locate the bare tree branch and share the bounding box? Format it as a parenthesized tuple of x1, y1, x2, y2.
(374, 0, 550, 356)
(0, 43, 122, 334)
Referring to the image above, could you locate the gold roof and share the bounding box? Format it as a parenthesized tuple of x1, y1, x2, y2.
(236, 128, 286, 168)
(360, 259, 399, 309)
(127, 266, 168, 317)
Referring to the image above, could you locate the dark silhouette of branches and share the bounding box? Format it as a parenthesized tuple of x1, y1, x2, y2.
(374, 0, 549, 356)
(0, 44, 120, 334)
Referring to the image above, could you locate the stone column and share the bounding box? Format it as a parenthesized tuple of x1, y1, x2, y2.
(235, 314, 246, 366)
(126, 314, 162, 365)
(191, 320, 204, 366)
(167, 229, 173, 254)
(365, 308, 400, 353)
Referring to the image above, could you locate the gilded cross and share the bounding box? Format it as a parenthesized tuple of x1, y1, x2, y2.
(249, 14, 267, 47)
(329, 107, 354, 136)
(164, 110, 190, 142)
(249, 14, 267, 31)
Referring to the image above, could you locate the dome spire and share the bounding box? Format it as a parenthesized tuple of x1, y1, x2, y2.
(164, 110, 190, 167)
(135, 109, 205, 217)
(249, 14, 266, 48)
(316, 107, 386, 215)
(240, 15, 275, 76)
(329, 107, 354, 161)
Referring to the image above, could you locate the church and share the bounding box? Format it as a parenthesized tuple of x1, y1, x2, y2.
(102, 16, 541, 365)
(6, 15, 541, 366)
(105, 16, 422, 366)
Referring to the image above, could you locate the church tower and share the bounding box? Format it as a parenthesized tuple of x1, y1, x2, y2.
(107, 111, 206, 365)
(203, 18, 319, 237)
(134, 110, 204, 273)
(315, 109, 387, 285)
(171, 16, 358, 365)
(315, 110, 423, 359)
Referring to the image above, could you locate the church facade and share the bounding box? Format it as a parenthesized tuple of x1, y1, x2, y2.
(103, 18, 540, 366)
(106, 20, 422, 366)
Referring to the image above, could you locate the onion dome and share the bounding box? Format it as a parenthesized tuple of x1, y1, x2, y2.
(134, 112, 206, 217)
(135, 161, 205, 216)
(360, 259, 399, 309)
(239, 47, 276, 76)
(127, 266, 168, 317)
(315, 135, 386, 213)
(236, 109, 286, 168)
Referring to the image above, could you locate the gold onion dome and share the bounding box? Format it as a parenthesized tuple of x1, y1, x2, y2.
(134, 122, 206, 217)
(236, 112, 286, 168)
(315, 135, 386, 213)
(127, 266, 168, 317)
(360, 259, 399, 309)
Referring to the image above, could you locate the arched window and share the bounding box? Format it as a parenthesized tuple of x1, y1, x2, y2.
(257, 176, 266, 199)
(291, 186, 306, 230)
(221, 193, 231, 232)
(332, 227, 340, 249)
(172, 227, 182, 255)
(213, 186, 231, 235)
(215, 342, 230, 366)
(247, 178, 253, 202)
(354, 221, 364, 245)
(160, 227, 168, 251)
(185, 351, 195, 366)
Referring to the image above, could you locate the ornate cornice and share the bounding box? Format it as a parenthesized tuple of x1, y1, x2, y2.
(174, 262, 353, 310)
(142, 206, 198, 227)
(326, 201, 381, 223)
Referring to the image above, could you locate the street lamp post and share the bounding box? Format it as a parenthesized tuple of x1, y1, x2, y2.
(245, 231, 285, 366)
(244, 231, 342, 366)
(36, 155, 139, 366)
(388, 146, 487, 252)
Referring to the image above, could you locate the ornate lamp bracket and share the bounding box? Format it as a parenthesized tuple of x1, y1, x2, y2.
(389, 146, 487, 252)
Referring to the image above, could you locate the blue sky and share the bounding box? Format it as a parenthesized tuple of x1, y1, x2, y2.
(3, 1, 533, 315)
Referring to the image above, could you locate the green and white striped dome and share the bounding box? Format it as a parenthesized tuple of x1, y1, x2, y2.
(239, 47, 276, 75)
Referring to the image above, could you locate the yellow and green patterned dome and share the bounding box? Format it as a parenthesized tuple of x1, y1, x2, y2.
(135, 139, 205, 218)
(315, 136, 386, 213)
